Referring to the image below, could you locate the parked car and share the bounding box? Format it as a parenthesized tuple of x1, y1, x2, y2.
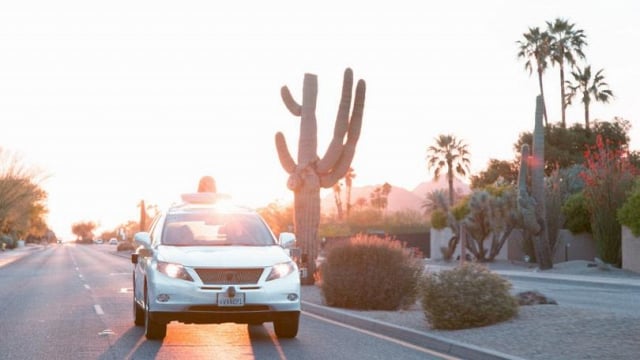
(109, 238, 118, 245)
(131, 192, 300, 340)
(93, 238, 103, 244)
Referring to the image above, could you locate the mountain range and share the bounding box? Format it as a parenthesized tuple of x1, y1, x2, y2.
(321, 177, 470, 215)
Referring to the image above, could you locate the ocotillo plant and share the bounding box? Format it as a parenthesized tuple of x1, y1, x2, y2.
(517, 95, 553, 270)
(275, 68, 366, 284)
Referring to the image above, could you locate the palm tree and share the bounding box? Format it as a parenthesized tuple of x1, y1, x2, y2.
(332, 182, 343, 220)
(566, 65, 614, 130)
(517, 27, 552, 126)
(426, 134, 471, 206)
(420, 189, 448, 216)
(547, 18, 587, 128)
(344, 167, 356, 218)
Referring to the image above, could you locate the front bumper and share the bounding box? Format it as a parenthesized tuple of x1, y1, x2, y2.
(146, 272, 300, 325)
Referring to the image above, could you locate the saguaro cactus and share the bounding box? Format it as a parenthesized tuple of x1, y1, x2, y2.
(517, 95, 553, 270)
(275, 68, 366, 284)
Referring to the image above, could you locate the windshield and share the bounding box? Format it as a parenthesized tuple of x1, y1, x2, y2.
(161, 211, 275, 246)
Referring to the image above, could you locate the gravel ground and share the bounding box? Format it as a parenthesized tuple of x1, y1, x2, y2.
(301, 260, 640, 360)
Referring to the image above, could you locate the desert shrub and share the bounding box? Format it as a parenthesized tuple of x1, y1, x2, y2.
(319, 234, 423, 310)
(617, 179, 640, 236)
(561, 192, 592, 234)
(117, 241, 135, 252)
(430, 210, 447, 230)
(419, 263, 518, 330)
(0, 234, 15, 250)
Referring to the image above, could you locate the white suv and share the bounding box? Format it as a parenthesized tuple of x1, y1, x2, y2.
(131, 193, 301, 339)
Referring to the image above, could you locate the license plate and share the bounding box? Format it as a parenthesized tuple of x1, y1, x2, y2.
(217, 293, 245, 307)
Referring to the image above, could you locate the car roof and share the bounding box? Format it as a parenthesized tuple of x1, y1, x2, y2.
(166, 193, 255, 215)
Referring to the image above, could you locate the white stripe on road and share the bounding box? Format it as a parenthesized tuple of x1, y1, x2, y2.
(84, 284, 90, 290)
(94, 305, 104, 315)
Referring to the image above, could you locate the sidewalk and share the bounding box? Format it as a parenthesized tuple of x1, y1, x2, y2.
(0, 243, 44, 268)
(301, 259, 640, 360)
(425, 258, 640, 288)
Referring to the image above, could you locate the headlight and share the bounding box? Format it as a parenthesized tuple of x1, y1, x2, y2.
(156, 261, 194, 282)
(266, 261, 296, 281)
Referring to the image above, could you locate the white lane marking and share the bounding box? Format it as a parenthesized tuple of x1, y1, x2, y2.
(84, 284, 91, 290)
(303, 311, 460, 360)
(98, 329, 115, 336)
(119, 288, 132, 293)
(78, 274, 83, 279)
(75, 267, 79, 271)
(94, 304, 104, 315)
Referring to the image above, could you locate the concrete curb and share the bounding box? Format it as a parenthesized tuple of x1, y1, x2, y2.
(302, 301, 526, 360)
(493, 270, 640, 288)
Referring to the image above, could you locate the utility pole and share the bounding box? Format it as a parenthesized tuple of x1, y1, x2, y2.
(139, 199, 146, 231)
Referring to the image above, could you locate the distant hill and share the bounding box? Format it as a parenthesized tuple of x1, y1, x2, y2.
(321, 177, 470, 215)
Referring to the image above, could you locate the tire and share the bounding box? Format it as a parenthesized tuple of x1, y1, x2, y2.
(274, 312, 299, 339)
(144, 285, 167, 340)
(134, 299, 145, 326)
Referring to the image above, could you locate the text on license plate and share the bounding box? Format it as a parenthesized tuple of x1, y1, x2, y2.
(217, 293, 245, 306)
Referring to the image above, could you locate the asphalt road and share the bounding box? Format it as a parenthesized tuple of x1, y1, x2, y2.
(0, 244, 456, 360)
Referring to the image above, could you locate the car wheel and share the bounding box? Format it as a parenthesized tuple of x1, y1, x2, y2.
(134, 300, 145, 326)
(274, 312, 299, 339)
(144, 285, 167, 340)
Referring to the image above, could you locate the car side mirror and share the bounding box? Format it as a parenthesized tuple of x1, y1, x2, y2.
(134, 231, 152, 248)
(278, 232, 296, 249)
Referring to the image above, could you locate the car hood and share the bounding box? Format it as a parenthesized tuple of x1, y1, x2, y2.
(156, 245, 291, 268)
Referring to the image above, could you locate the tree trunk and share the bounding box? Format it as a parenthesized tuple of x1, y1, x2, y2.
(447, 169, 454, 206)
(537, 69, 549, 127)
(560, 64, 566, 128)
(584, 100, 590, 130)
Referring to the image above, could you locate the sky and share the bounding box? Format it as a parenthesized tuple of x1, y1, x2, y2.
(0, 1, 638, 240)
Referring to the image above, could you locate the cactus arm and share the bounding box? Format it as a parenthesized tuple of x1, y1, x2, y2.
(280, 86, 302, 116)
(275, 132, 297, 174)
(319, 148, 354, 187)
(317, 68, 354, 173)
(319, 79, 366, 187)
(298, 74, 318, 162)
(517, 144, 541, 233)
(531, 95, 545, 212)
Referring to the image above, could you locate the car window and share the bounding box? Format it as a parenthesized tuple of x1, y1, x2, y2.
(149, 214, 165, 247)
(161, 211, 275, 246)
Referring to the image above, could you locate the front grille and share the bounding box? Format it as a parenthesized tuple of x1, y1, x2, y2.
(195, 268, 264, 284)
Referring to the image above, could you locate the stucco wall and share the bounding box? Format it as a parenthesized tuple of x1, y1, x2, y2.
(429, 228, 507, 261)
(622, 226, 640, 273)
(431, 227, 597, 265)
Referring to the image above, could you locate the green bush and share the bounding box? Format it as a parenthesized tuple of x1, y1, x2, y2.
(618, 180, 640, 236)
(0, 234, 15, 250)
(319, 234, 423, 310)
(419, 263, 518, 330)
(561, 192, 592, 234)
(430, 210, 447, 230)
